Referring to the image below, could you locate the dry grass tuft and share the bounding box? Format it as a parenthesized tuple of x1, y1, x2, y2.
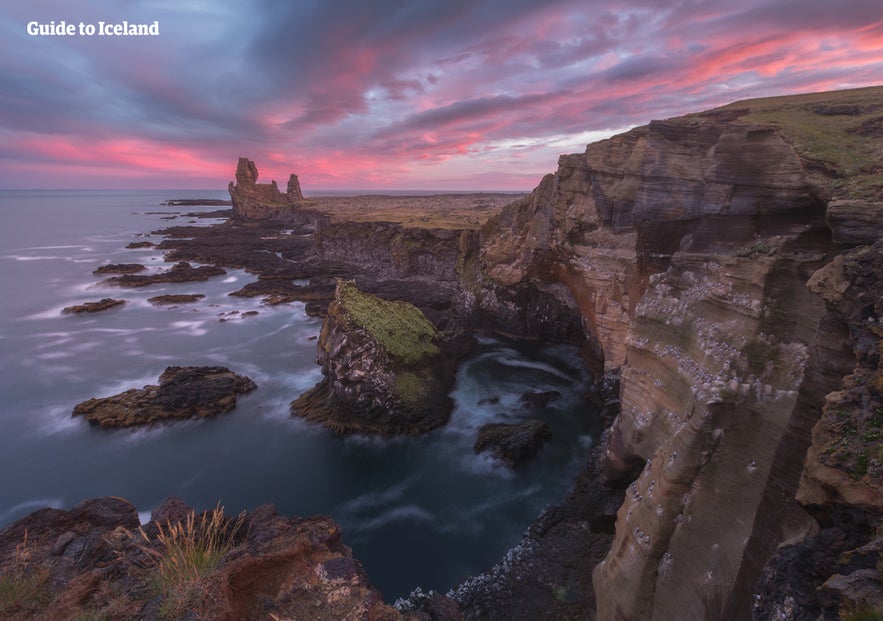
(140, 505, 245, 620)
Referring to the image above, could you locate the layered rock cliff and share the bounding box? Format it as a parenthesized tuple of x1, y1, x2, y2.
(473, 86, 883, 619)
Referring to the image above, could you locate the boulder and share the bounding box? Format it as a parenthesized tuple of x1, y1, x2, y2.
(474, 419, 552, 467)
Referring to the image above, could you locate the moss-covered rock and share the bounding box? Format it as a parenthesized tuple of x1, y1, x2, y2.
(292, 280, 455, 435)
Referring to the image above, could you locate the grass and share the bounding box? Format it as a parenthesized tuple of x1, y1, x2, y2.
(0, 531, 52, 616)
(337, 280, 440, 365)
(840, 605, 883, 620)
(140, 505, 244, 620)
(308, 194, 519, 230)
(0, 568, 51, 615)
(705, 85, 883, 200)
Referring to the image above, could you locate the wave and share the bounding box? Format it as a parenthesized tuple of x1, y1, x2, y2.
(346, 504, 435, 533)
(0, 498, 64, 525)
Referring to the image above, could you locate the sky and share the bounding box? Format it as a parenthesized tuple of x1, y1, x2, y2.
(1, 1, 882, 191)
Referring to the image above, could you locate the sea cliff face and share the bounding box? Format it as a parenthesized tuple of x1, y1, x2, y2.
(474, 88, 883, 619)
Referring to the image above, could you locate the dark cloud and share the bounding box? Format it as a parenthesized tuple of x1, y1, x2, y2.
(0, 0, 881, 189)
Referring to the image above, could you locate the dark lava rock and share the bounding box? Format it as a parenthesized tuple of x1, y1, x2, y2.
(62, 298, 126, 314)
(147, 293, 206, 305)
(93, 263, 146, 275)
(101, 261, 226, 288)
(125, 241, 155, 248)
(162, 199, 232, 207)
(72, 366, 257, 428)
(519, 390, 562, 408)
(474, 419, 552, 467)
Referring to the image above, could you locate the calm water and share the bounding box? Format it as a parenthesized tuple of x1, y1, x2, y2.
(0, 189, 600, 599)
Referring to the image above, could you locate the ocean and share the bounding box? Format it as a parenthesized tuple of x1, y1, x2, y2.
(0, 189, 600, 599)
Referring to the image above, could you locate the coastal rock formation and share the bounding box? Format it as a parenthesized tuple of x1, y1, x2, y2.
(62, 298, 126, 314)
(0, 497, 407, 620)
(472, 87, 883, 619)
(92, 263, 145, 275)
(72, 366, 257, 428)
(474, 419, 552, 467)
(292, 280, 454, 435)
(100, 261, 226, 287)
(147, 293, 205, 305)
(228, 157, 306, 220)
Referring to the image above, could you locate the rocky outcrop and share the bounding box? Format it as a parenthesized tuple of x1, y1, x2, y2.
(92, 263, 145, 275)
(474, 419, 552, 467)
(147, 293, 205, 305)
(292, 280, 455, 435)
(228, 157, 306, 220)
(100, 261, 226, 287)
(62, 298, 126, 314)
(0, 497, 408, 620)
(799, 239, 883, 510)
(827, 200, 883, 245)
(72, 366, 257, 428)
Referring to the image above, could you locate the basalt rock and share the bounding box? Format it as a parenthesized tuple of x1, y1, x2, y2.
(92, 263, 145, 275)
(62, 298, 126, 314)
(147, 293, 206, 305)
(0, 497, 410, 621)
(474, 419, 552, 467)
(72, 366, 257, 428)
(292, 280, 455, 435)
(100, 261, 226, 287)
(228, 157, 308, 221)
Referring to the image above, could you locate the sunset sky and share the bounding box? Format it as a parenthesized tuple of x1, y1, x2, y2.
(2, 0, 882, 191)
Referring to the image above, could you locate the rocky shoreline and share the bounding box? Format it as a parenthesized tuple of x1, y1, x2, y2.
(5, 87, 883, 619)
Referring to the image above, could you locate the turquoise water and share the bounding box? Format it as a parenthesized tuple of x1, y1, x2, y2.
(0, 189, 600, 599)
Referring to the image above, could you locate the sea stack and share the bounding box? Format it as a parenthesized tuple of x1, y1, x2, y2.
(228, 157, 306, 220)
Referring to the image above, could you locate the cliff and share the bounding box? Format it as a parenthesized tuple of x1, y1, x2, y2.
(291, 280, 455, 435)
(474, 85, 883, 619)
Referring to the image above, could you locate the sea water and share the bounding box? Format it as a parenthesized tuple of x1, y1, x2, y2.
(0, 189, 601, 599)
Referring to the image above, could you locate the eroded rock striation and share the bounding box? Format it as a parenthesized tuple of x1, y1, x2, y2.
(292, 280, 455, 435)
(72, 366, 257, 428)
(468, 87, 883, 619)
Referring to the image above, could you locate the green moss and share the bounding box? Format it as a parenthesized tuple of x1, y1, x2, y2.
(852, 451, 870, 481)
(736, 239, 772, 258)
(394, 372, 429, 406)
(337, 280, 439, 365)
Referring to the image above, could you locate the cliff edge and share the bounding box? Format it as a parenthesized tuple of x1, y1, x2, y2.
(471, 85, 883, 619)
